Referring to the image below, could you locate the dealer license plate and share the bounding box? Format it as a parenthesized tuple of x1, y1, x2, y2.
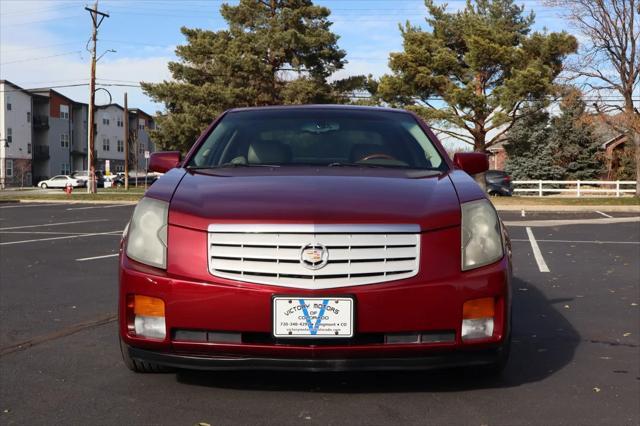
(273, 297, 354, 338)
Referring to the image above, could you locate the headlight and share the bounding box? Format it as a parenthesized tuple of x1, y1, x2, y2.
(126, 197, 169, 269)
(461, 199, 503, 270)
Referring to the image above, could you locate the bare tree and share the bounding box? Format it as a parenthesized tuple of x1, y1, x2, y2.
(547, 0, 640, 195)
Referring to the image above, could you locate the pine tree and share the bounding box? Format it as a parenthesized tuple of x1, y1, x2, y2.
(142, 0, 359, 152)
(504, 105, 564, 180)
(375, 0, 577, 153)
(504, 95, 604, 180)
(548, 96, 603, 180)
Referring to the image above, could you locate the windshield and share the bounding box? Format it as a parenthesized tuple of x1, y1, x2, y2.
(188, 109, 446, 171)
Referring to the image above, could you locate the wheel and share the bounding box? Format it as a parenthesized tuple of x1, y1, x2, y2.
(482, 333, 511, 375)
(473, 315, 512, 377)
(40, 183, 48, 189)
(119, 338, 172, 373)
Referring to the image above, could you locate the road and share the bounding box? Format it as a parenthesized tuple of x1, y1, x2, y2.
(0, 203, 638, 425)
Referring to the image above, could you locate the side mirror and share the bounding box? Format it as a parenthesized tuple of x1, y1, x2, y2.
(149, 151, 181, 173)
(453, 152, 488, 175)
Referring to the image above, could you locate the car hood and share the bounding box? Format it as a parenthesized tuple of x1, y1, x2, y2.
(168, 168, 462, 232)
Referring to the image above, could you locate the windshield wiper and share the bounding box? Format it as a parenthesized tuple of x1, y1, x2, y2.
(327, 162, 386, 168)
(187, 163, 280, 170)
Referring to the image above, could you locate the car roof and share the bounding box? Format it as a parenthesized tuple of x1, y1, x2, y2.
(226, 104, 410, 115)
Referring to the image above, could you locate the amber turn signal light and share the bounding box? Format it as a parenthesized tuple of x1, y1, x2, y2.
(463, 297, 495, 319)
(133, 295, 165, 317)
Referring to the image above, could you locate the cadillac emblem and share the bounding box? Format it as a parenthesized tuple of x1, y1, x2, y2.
(300, 243, 329, 270)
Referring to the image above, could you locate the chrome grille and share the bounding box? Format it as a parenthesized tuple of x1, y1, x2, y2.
(207, 224, 420, 289)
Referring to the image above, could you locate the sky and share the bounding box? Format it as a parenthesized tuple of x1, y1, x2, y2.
(0, 0, 568, 117)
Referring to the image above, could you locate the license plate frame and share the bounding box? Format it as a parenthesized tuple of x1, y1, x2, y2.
(272, 296, 354, 338)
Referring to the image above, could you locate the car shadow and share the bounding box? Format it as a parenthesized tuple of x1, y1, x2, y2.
(175, 277, 580, 392)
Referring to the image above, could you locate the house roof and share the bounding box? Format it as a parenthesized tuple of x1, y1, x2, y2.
(0, 80, 33, 97)
(129, 108, 154, 120)
(487, 140, 509, 151)
(601, 133, 627, 149)
(28, 88, 77, 105)
(95, 103, 125, 111)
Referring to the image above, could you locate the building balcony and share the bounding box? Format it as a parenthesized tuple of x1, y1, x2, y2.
(33, 145, 49, 160)
(33, 115, 49, 130)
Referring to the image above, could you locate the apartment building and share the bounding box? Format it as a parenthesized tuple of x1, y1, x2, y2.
(71, 102, 89, 172)
(0, 81, 157, 186)
(30, 88, 81, 181)
(95, 103, 127, 174)
(129, 108, 156, 174)
(0, 80, 33, 188)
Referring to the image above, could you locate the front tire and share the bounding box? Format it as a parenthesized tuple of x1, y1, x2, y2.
(40, 183, 48, 189)
(119, 338, 172, 373)
(483, 334, 511, 375)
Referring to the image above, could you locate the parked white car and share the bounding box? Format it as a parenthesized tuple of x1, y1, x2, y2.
(37, 175, 81, 189)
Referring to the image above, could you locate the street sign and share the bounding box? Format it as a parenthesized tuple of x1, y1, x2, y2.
(144, 150, 150, 159)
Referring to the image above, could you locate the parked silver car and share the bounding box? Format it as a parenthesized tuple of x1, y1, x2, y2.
(37, 175, 81, 189)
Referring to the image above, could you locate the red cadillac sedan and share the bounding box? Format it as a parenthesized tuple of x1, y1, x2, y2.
(119, 105, 512, 374)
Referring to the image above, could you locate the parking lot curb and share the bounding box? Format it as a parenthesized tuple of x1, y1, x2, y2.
(494, 205, 640, 213)
(0, 199, 139, 205)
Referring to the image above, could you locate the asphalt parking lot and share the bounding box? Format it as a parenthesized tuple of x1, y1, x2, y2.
(0, 202, 638, 425)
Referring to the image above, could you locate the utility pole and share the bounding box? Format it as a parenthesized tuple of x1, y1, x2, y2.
(124, 92, 129, 190)
(85, 1, 109, 194)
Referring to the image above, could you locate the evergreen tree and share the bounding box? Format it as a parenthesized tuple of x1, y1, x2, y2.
(548, 96, 603, 180)
(504, 95, 604, 180)
(504, 105, 564, 180)
(375, 0, 577, 153)
(142, 0, 359, 151)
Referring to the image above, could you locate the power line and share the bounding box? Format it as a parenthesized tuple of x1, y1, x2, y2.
(0, 41, 81, 54)
(0, 83, 144, 94)
(0, 50, 82, 65)
(0, 14, 83, 28)
(0, 4, 77, 17)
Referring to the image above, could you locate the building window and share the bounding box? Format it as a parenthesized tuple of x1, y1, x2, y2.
(6, 159, 13, 177)
(60, 105, 69, 120)
(6, 96, 11, 111)
(60, 133, 69, 148)
(27, 112, 31, 123)
(117, 116, 123, 127)
(117, 139, 124, 152)
(138, 118, 145, 130)
(61, 163, 70, 175)
(6, 128, 12, 144)
(139, 143, 145, 154)
(103, 138, 110, 151)
(28, 143, 32, 154)
(102, 115, 110, 126)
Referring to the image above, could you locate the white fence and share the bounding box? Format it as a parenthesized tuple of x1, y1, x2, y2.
(513, 180, 637, 197)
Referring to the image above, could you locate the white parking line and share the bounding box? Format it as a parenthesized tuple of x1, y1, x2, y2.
(76, 253, 119, 262)
(594, 210, 613, 218)
(0, 204, 57, 209)
(0, 219, 109, 231)
(512, 238, 639, 245)
(0, 230, 123, 246)
(1, 231, 92, 235)
(66, 204, 131, 211)
(504, 216, 639, 227)
(526, 227, 550, 273)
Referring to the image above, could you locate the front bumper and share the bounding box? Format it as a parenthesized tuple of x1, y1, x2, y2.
(125, 344, 504, 372)
(119, 225, 511, 371)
